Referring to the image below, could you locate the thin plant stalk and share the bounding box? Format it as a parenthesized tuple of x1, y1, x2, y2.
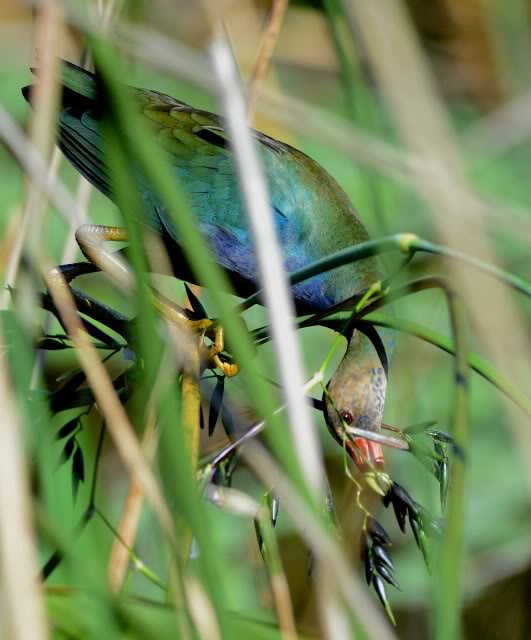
(239, 233, 531, 312)
(0, 357, 49, 640)
(244, 441, 398, 640)
(255, 508, 298, 640)
(247, 0, 289, 118)
(108, 411, 159, 593)
(210, 35, 325, 500)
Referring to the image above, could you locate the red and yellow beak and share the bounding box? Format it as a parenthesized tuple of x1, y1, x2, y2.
(346, 437, 389, 496)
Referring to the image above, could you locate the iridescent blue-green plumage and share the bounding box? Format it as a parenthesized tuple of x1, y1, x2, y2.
(29, 61, 385, 312)
(23, 61, 395, 449)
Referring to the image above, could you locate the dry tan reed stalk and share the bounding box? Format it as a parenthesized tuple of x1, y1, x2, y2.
(0, 4, 63, 636)
(185, 576, 222, 640)
(0, 0, 64, 310)
(0, 354, 49, 640)
(104, 234, 206, 593)
(108, 410, 159, 593)
(32, 0, 122, 381)
(247, 0, 289, 118)
(211, 36, 325, 498)
(463, 87, 531, 158)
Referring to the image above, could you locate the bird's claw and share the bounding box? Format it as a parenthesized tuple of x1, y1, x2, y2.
(199, 322, 239, 378)
(211, 354, 239, 378)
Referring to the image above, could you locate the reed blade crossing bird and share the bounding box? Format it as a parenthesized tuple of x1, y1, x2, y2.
(23, 61, 395, 488)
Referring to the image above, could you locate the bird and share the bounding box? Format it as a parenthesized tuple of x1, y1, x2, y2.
(23, 60, 395, 489)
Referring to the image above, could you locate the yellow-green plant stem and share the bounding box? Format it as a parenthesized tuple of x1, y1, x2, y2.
(239, 233, 531, 312)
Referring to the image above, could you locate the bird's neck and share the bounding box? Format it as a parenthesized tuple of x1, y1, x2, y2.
(344, 324, 395, 377)
(327, 325, 395, 432)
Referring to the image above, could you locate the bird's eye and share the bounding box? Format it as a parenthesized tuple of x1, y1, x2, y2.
(340, 410, 353, 425)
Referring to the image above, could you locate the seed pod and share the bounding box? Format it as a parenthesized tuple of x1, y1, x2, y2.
(426, 429, 454, 444)
(375, 561, 401, 590)
(372, 544, 396, 572)
(225, 450, 241, 480)
(364, 553, 374, 585)
(419, 529, 431, 572)
(359, 529, 372, 565)
(270, 496, 280, 527)
(372, 574, 387, 607)
(392, 499, 407, 533)
(410, 517, 422, 550)
(425, 516, 444, 537)
(366, 517, 392, 546)
(254, 519, 265, 561)
(392, 482, 417, 513)
(435, 441, 449, 511)
(372, 575, 396, 625)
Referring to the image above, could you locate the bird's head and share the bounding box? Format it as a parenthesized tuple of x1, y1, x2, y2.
(323, 326, 394, 494)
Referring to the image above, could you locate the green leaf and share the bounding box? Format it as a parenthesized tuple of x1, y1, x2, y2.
(403, 420, 437, 435)
(406, 436, 442, 477)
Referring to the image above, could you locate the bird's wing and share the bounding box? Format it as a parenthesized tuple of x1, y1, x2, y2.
(23, 62, 329, 308)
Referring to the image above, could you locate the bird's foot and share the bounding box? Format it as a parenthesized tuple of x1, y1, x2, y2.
(196, 320, 239, 378)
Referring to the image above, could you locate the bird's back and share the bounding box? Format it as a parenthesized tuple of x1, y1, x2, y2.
(23, 61, 386, 312)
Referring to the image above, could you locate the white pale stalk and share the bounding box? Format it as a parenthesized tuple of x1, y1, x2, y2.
(0, 359, 48, 640)
(210, 38, 325, 498)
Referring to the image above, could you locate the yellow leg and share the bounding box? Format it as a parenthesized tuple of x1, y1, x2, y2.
(73, 224, 238, 377)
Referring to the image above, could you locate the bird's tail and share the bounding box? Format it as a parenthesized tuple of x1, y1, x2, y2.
(22, 59, 97, 106)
